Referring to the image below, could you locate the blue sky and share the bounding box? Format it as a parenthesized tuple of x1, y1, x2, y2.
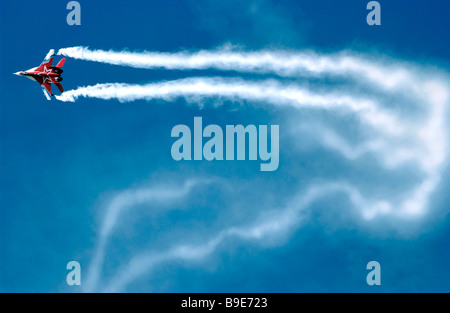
(1, 0, 450, 292)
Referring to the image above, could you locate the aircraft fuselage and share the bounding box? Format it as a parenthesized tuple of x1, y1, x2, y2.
(13, 49, 66, 100)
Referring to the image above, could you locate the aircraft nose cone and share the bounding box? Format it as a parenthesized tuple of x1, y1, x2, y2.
(13, 71, 22, 76)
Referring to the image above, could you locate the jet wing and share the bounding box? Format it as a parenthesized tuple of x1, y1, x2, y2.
(41, 85, 52, 100)
(32, 75, 52, 100)
(40, 81, 52, 100)
(35, 49, 55, 72)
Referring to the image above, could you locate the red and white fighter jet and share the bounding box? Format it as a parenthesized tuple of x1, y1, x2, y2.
(14, 49, 66, 100)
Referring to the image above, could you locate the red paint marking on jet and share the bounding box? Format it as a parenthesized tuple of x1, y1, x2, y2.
(14, 49, 66, 100)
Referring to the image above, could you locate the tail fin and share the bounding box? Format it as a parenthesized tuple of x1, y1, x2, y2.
(56, 58, 66, 68)
(56, 83, 64, 93)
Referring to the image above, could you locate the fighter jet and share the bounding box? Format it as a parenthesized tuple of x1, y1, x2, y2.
(14, 49, 66, 100)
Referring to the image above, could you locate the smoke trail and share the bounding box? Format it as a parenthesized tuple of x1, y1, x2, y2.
(56, 77, 404, 136)
(101, 180, 403, 292)
(84, 178, 216, 292)
(82, 75, 448, 291)
(68, 47, 448, 291)
(57, 46, 421, 93)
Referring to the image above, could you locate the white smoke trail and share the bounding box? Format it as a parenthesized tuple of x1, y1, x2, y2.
(57, 46, 421, 93)
(82, 75, 448, 291)
(68, 47, 448, 291)
(84, 178, 216, 292)
(102, 181, 395, 292)
(56, 77, 404, 136)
